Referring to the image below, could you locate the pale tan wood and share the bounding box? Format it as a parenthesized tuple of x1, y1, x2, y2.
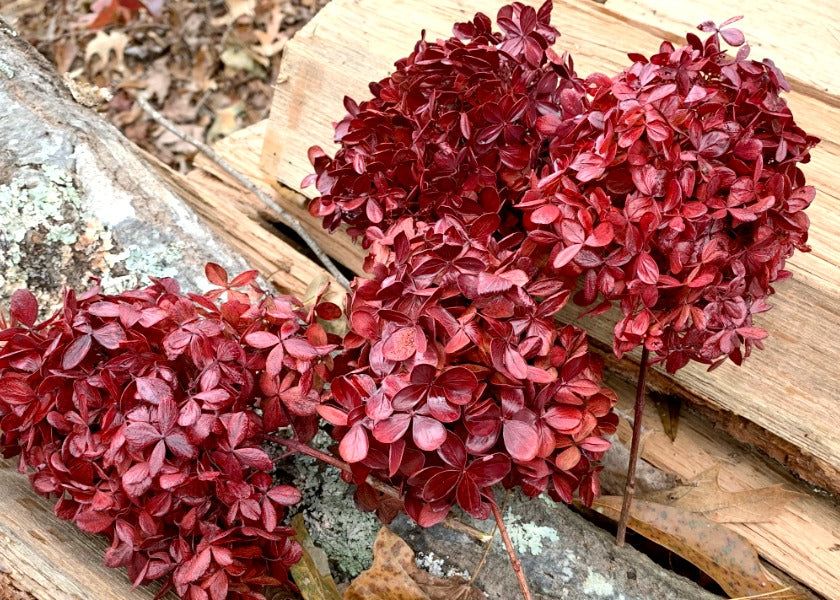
(192, 122, 366, 276)
(260, 0, 840, 494)
(598, 0, 840, 101)
(606, 375, 840, 600)
(142, 149, 337, 295)
(0, 460, 172, 600)
(180, 142, 840, 598)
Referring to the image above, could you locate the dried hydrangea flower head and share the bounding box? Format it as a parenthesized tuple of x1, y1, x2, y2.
(519, 17, 819, 372)
(305, 1, 586, 246)
(0, 265, 342, 599)
(320, 215, 617, 526)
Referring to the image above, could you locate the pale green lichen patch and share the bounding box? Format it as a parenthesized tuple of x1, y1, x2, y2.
(582, 568, 624, 599)
(0, 164, 186, 313)
(503, 507, 560, 557)
(287, 432, 379, 580)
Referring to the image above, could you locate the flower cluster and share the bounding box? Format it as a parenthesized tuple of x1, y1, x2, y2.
(518, 18, 819, 371)
(0, 265, 340, 599)
(305, 0, 585, 245)
(320, 216, 617, 526)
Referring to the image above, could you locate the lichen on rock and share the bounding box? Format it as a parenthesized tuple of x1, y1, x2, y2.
(0, 163, 186, 316)
(287, 432, 380, 580)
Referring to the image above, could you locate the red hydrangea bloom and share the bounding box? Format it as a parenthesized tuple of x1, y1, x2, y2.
(0, 265, 341, 600)
(518, 19, 819, 371)
(304, 1, 586, 245)
(319, 216, 617, 526)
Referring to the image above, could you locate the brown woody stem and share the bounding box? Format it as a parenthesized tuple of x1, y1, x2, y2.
(266, 434, 492, 543)
(466, 490, 509, 593)
(616, 346, 650, 546)
(490, 499, 532, 600)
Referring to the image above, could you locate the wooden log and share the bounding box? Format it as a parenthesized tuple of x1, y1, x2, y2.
(189, 124, 366, 276)
(259, 0, 840, 496)
(0, 16, 265, 600)
(598, 0, 840, 103)
(0, 459, 166, 600)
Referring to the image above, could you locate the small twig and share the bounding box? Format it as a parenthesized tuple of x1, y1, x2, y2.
(266, 434, 491, 543)
(463, 490, 509, 595)
(441, 515, 493, 543)
(616, 346, 650, 546)
(134, 94, 352, 291)
(490, 499, 532, 600)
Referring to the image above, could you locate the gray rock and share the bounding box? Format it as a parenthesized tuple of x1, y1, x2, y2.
(287, 437, 718, 599)
(0, 17, 249, 314)
(393, 495, 719, 600)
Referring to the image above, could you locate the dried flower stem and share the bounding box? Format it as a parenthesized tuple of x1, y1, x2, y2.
(490, 499, 532, 600)
(266, 434, 492, 543)
(616, 346, 650, 546)
(465, 490, 509, 593)
(134, 95, 351, 291)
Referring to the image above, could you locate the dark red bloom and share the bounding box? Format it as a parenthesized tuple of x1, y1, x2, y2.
(304, 1, 586, 245)
(519, 19, 819, 371)
(320, 216, 617, 525)
(0, 265, 341, 599)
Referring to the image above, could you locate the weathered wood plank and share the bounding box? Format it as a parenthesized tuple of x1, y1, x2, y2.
(260, 0, 840, 493)
(606, 376, 840, 600)
(599, 0, 840, 102)
(190, 121, 840, 600)
(191, 123, 366, 276)
(0, 460, 170, 600)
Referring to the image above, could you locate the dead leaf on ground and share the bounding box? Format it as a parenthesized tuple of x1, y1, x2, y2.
(651, 390, 681, 442)
(190, 46, 219, 93)
(212, 0, 257, 27)
(207, 102, 245, 142)
(344, 528, 483, 600)
(142, 59, 172, 103)
(156, 123, 206, 156)
(221, 44, 266, 73)
(54, 38, 79, 75)
(593, 496, 802, 599)
(253, 5, 289, 57)
(85, 30, 128, 76)
(645, 465, 801, 524)
(289, 514, 342, 600)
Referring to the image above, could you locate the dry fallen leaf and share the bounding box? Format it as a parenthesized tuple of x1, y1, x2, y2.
(211, 0, 256, 26)
(290, 514, 342, 600)
(651, 390, 681, 442)
(54, 37, 79, 75)
(344, 528, 483, 600)
(190, 45, 219, 93)
(593, 496, 802, 598)
(207, 102, 244, 142)
(220, 45, 265, 73)
(142, 59, 172, 104)
(85, 30, 128, 75)
(645, 465, 801, 524)
(253, 6, 289, 57)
